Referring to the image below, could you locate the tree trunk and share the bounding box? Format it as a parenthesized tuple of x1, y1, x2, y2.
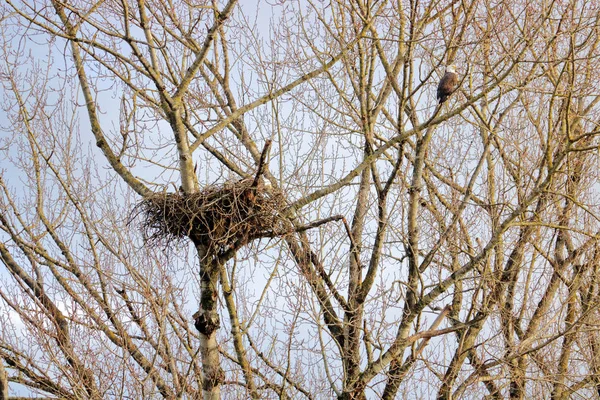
(194, 244, 223, 400)
(0, 358, 7, 400)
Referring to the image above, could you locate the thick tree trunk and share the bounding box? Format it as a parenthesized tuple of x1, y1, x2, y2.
(0, 358, 7, 400)
(194, 244, 224, 400)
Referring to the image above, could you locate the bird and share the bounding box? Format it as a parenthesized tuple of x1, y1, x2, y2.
(437, 65, 459, 104)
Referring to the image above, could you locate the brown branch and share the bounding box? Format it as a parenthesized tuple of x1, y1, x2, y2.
(251, 139, 272, 189)
(0, 357, 7, 400)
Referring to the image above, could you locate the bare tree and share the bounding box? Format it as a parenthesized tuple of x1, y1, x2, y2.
(1, 0, 600, 399)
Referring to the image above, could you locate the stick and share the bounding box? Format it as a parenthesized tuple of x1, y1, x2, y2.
(251, 139, 272, 189)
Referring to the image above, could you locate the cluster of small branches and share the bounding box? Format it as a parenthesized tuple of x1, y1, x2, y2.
(134, 180, 289, 250)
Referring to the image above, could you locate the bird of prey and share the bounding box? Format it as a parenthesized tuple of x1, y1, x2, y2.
(437, 65, 458, 104)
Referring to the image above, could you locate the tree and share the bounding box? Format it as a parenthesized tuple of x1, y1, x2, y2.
(1, 0, 600, 398)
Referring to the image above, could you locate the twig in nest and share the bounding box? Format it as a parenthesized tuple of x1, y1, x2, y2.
(246, 140, 272, 202)
(253, 139, 272, 188)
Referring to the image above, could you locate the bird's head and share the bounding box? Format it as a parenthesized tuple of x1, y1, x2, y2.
(446, 64, 457, 74)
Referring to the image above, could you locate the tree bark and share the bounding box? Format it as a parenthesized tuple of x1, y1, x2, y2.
(193, 244, 224, 400)
(0, 358, 7, 400)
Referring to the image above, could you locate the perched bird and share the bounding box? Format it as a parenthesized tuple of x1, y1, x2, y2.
(437, 65, 458, 104)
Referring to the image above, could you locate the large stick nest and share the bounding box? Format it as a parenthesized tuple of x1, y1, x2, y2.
(134, 179, 290, 250)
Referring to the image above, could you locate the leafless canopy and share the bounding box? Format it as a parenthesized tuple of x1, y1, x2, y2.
(1, 0, 600, 399)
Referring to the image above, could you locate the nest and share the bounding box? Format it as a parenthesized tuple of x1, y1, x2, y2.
(134, 179, 290, 251)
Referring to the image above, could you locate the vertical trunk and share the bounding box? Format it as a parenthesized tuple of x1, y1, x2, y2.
(406, 125, 435, 311)
(199, 331, 222, 400)
(0, 358, 7, 400)
(342, 156, 370, 398)
(169, 106, 199, 193)
(194, 244, 223, 400)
